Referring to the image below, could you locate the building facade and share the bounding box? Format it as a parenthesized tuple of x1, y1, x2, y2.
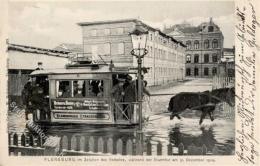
(165, 18, 224, 78)
(78, 19, 186, 86)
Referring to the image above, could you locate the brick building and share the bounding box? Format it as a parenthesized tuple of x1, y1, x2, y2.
(78, 19, 186, 86)
(164, 18, 224, 77)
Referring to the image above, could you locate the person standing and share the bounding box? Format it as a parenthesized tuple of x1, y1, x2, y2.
(111, 78, 125, 121)
(21, 78, 33, 120)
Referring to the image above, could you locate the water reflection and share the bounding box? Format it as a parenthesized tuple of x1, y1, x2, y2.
(169, 126, 217, 151)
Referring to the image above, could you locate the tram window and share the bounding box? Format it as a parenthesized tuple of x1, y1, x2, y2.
(73, 80, 85, 97)
(56, 80, 104, 98)
(56, 81, 71, 98)
(84, 80, 104, 97)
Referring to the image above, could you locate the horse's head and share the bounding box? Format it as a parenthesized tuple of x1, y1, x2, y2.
(210, 87, 235, 107)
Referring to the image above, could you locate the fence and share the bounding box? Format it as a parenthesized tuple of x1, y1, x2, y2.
(8, 74, 29, 96)
(8, 132, 233, 156)
(212, 76, 234, 90)
(216, 102, 235, 120)
(8, 132, 45, 156)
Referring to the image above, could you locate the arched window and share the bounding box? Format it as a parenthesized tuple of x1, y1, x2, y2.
(186, 54, 191, 63)
(204, 54, 209, 63)
(186, 41, 191, 50)
(204, 39, 209, 49)
(212, 39, 218, 48)
(194, 54, 199, 63)
(194, 40, 199, 49)
(204, 67, 209, 76)
(186, 68, 191, 76)
(212, 67, 217, 75)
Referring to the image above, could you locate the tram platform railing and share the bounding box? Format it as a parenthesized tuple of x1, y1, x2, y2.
(114, 102, 139, 124)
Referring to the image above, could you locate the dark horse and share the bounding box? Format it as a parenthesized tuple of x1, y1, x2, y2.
(168, 87, 235, 124)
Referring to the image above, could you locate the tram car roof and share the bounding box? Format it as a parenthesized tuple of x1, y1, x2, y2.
(30, 64, 137, 76)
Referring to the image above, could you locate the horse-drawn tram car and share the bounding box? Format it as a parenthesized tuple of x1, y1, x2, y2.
(25, 62, 141, 127)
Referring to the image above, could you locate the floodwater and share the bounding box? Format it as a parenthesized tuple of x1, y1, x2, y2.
(8, 78, 235, 155)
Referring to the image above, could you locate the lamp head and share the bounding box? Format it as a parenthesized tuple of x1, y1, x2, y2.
(130, 27, 148, 56)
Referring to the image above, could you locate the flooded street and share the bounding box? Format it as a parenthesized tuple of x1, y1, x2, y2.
(8, 78, 235, 155)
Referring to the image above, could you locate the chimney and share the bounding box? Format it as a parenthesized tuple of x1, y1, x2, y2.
(210, 17, 213, 23)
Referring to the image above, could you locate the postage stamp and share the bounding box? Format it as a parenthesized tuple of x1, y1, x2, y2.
(0, 0, 259, 165)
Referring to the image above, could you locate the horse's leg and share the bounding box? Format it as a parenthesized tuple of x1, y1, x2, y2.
(170, 111, 181, 120)
(208, 111, 214, 121)
(176, 114, 181, 119)
(199, 112, 207, 125)
(170, 112, 174, 120)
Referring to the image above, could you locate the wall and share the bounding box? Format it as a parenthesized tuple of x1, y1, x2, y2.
(81, 22, 135, 67)
(81, 21, 186, 86)
(8, 50, 69, 70)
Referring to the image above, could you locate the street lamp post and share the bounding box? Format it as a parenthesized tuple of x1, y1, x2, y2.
(130, 27, 148, 131)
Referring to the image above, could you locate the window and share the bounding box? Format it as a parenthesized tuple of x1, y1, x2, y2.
(212, 39, 218, 48)
(194, 40, 200, 49)
(56, 80, 71, 98)
(150, 46, 153, 56)
(212, 67, 217, 75)
(97, 43, 110, 55)
(56, 80, 104, 98)
(186, 68, 191, 76)
(204, 54, 209, 63)
(186, 55, 191, 63)
(104, 29, 110, 35)
(111, 43, 125, 55)
(208, 26, 214, 32)
(90, 29, 97, 36)
(228, 69, 235, 77)
(194, 54, 199, 63)
(204, 68, 209, 76)
(194, 68, 199, 76)
(117, 43, 124, 54)
(117, 28, 124, 34)
(186, 41, 191, 50)
(204, 40, 209, 49)
(212, 54, 218, 62)
(150, 33, 153, 41)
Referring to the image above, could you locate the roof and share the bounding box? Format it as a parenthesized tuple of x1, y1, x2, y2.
(8, 43, 69, 58)
(78, 18, 139, 26)
(163, 27, 175, 34)
(78, 19, 186, 47)
(164, 25, 201, 34)
(180, 27, 201, 33)
(165, 18, 221, 35)
(30, 64, 137, 76)
(54, 43, 83, 53)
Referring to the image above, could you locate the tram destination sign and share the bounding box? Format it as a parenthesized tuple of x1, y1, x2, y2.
(51, 99, 109, 110)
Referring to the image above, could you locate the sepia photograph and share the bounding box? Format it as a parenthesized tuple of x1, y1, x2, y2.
(6, 0, 237, 157)
(1, 0, 259, 165)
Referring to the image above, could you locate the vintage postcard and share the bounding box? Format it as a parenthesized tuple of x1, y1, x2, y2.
(0, 0, 259, 165)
